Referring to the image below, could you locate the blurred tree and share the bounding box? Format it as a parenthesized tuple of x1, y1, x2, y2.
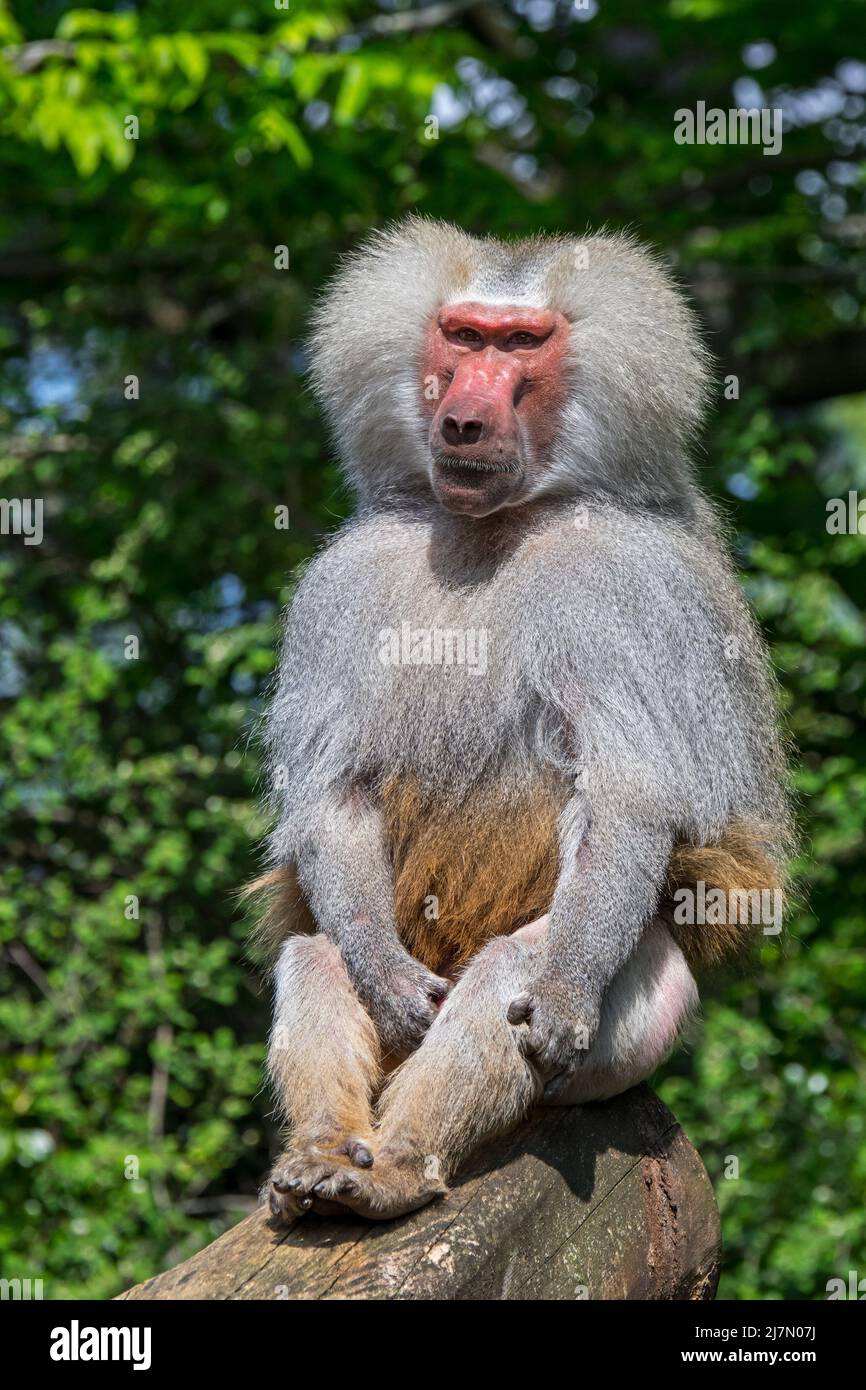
(0, 0, 863, 1299)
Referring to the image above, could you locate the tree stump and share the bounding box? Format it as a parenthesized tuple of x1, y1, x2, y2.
(118, 1085, 720, 1301)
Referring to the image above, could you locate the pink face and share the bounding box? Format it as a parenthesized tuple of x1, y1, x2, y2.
(421, 301, 571, 517)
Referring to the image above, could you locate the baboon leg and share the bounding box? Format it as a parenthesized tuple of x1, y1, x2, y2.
(266, 935, 380, 1221)
(307, 930, 542, 1219)
(308, 918, 697, 1219)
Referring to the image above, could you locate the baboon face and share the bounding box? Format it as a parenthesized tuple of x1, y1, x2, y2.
(421, 301, 572, 517)
(310, 219, 710, 513)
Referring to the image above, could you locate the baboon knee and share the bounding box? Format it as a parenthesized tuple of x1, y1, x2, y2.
(275, 932, 340, 978)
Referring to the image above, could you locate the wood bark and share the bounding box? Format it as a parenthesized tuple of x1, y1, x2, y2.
(119, 1085, 720, 1301)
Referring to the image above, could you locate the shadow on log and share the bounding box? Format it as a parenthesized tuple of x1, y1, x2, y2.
(119, 1085, 720, 1301)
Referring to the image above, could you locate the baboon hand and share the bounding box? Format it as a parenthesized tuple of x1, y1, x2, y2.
(507, 974, 600, 1081)
(363, 954, 450, 1057)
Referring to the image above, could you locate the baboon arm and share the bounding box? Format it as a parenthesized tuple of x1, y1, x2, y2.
(293, 787, 448, 1054)
(295, 787, 397, 957)
(543, 804, 674, 1014)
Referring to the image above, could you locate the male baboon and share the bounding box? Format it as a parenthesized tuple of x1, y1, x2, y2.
(252, 218, 791, 1220)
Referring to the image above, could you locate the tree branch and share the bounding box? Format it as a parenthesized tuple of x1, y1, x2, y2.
(357, 0, 488, 37)
(3, 3, 491, 74)
(3, 39, 76, 73)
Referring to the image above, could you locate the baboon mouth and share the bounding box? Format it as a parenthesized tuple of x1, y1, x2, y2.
(431, 452, 524, 516)
(434, 454, 520, 479)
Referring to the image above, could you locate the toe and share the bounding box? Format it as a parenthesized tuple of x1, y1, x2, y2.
(272, 1175, 300, 1194)
(269, 1181, 301, 1222)
(312, 1171, 359, 1201)
(343, 1138, 374, 1168)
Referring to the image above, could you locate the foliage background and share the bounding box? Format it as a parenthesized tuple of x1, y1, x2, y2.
(1, 0, 864, 1301)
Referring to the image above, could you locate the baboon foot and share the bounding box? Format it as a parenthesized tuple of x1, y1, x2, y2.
(305, 1145, 448, 1221)
(267, 1134, 374, 1222)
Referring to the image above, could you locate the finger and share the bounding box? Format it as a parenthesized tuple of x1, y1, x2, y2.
(507, 991, 533, 1026)
(515, 1018, 551, 1064)
(403, 996, 436, 1032)
(427, 978, 450, 1005)
(411, 999, 438, 1033)
(525, 1025, 570, 1077)
(542, 1069, 574, 1103)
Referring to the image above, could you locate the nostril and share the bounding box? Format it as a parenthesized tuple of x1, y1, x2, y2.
(441, 414, 463, 446)
(441, 415, 485, 447)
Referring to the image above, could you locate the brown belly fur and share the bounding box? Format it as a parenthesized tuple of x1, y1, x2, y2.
(247, 777, 785, 976)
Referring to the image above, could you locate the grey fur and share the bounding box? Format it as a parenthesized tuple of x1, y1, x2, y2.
(263, 217, 791, 1073)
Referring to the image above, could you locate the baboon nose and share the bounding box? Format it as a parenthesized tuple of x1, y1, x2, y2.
(441, 414, 485, 447)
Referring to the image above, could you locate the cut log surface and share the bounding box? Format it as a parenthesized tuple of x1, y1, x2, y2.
(118, 1086, 720, 1301)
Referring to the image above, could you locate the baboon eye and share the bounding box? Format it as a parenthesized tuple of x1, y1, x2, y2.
(455, 327, 484, 345)
(507, 331, 539, 348)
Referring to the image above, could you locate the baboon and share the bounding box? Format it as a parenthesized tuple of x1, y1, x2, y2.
(251, 218, 791, 1221)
